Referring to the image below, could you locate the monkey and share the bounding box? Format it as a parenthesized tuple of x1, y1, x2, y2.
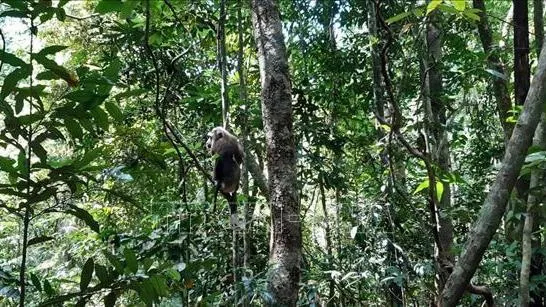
(205, 127, 244, 219)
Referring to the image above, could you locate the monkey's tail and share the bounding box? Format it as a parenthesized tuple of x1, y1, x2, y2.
(224, 192, 237, 214)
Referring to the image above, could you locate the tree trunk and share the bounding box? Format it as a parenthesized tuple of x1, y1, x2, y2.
(251, 0, 302, 305)
(514, 0, 530, 107)
(520, 6, 545, 302)
(218, 0, 230, 128)
(369, 2, 404, 305)
(237, 0, 251, 290)
(423, 11, 455, 296)
(439, 39, 546, 307)
(473, 0, 513, 143)
(535, 0, 544, 56)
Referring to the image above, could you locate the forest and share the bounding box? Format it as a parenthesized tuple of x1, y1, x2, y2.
(1, 0, 546, 306)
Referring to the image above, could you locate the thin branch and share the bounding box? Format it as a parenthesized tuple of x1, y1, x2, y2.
(0, 29, 5, 73)
(143, 1, 214, 186)
(65, 13, 99, 20)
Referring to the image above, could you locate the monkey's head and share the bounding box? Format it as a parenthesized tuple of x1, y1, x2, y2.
(205, 126, 227, 153)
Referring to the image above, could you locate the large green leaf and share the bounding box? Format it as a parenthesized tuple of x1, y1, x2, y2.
(80, 258, 94, 291)
(0, 50, 28, 67)
(104, 251, 124, 273)
(36, 45, 68, 57)
(426, 0, 442, 15)
(123, 248, 138, 274)
(28, 236, 55, 247)
(95, 0, 124, 14)
(104, 291, 117, 307)
(73, 147, 102, 170)
(105, 101, 123, 121)
(1, 67, 32, 100)
(64, 118, 84, 139)
(0, 157, 17, 174)
(66, 204, 100, 233)
(33, 53, 78, 86)
(30, 273, 42, 291)
(91, 107, 109, 130)
(94, 263, 110, 284)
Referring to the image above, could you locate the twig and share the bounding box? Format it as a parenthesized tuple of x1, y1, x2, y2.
(0, 29, 5, 73)
(144, 0, 214, 186)
(65, 14, 99, 21)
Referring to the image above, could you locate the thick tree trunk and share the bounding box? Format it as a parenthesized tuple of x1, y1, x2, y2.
(473, 0, 513, 142)
(514, 0, 530, 107)
(439, 40, 546, 307)
(251, 0, 302, 305)
(520, 7, 545, 301)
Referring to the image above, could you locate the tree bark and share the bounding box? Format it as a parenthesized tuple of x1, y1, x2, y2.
(251, 0, 302, 305)
(520, 8, 545, 301)
(369, 2, 404, 305)
(514, 0, 530, 107)
(423, 11, 456, 296)
(535, 0, 544, 56)
(218, 0, 230, 128)
(473, 0, 513, 142)
(439, 39, 546, 307)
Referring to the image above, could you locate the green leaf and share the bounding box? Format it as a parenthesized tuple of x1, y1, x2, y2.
(0, 10, 27, 18)
(56, 8, 66, 21)
(426, 0, 442, 15)
(120, 0, 139, 18)
(94, 264, 110, 284)
(463, 10, 480, 21)
(386, 11, 412, 24)
(17, 150, 27, 176)
(105, 101, 123, 121)
(33, 53, 78, 86)
(103, 59, 122, 83)
(1, 67, 32, 100)
(413, 179, 430, 194)
(0, 157, 17, 174)
(31, 273, 42, 291)
(437, 4, 458, 14)
(64, 118, 84, 139)
(435, 181, 444, 202)
(91, 107, 110, 130)
(164, 268, 181, 281)
(67, 205, 100, 233)
(123, 248, 138, 274)
(136, 280, 155, 305)
(64, 90, 93, 103)
(32, 143, 48, 164)
(43, 279, 54, 296)
(450, 0, 465, 11)
(95, 0, 124, 14)
(104, 291, 117, 307)
(0, 50, 28, 67)
(80, 258, 94, 291)
(37, 45, 68, 56)
(104, 251, 124, 273)
(149, 275, 168, 297)
(28, 187, 57, 205)
(114, 88, 147, 99)
(73, 148, 102, 170)
(28, 236, 54, 247)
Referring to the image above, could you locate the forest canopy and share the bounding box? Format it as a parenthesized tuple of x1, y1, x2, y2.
(1, 0, 546, 306)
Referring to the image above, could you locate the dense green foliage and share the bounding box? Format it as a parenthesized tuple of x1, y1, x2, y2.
(0, 0, 545, 305)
